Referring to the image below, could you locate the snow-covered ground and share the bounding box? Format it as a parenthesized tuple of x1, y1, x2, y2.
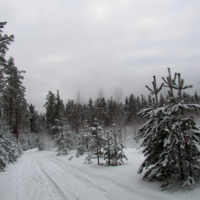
(1, 148, 200, 200)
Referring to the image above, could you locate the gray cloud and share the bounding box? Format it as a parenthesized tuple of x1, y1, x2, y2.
(1, 0, 200, 113)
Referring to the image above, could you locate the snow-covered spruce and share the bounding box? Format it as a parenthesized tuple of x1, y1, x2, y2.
(136, 68, 200, 190)
(76, 120, 91, 157)
(76, 119, 104, 164)
(0, 119, 22, 171)
(103, 124, 128, 166)
(53, 119, 73, 156)
(88, 118, 106, 165)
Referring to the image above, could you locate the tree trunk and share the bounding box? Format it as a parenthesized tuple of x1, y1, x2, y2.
(16, 109, 18, 140)
(10, 95, 13, 130)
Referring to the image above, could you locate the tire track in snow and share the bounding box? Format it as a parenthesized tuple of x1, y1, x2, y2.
(0, 150, 68, 200)
(32, 153, 119, 200)
(51, 155, 169, 200)
(31, 154, 69, 200)
(51, 158, 117, 196)
(24, 151, 68, 200)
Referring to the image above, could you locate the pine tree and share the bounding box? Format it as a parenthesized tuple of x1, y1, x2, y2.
(0, 22, 14, 117)
(0, 22, 14, 66)
(136, 68, 200, 190)
(2, 57, 27, 139)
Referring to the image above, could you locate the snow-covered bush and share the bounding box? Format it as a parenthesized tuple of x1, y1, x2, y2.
(0, 119, 22, 171)
(136, 69, 200, 190)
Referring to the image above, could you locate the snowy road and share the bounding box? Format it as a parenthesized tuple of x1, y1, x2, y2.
(0, 149, 120, 200)
(0, 149, 134, 200)
(1, 148, 200, 200)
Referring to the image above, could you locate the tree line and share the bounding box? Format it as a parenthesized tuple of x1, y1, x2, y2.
(43, 89, 200, 138)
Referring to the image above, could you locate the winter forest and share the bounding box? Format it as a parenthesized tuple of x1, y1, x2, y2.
(1, 20, 200, 199)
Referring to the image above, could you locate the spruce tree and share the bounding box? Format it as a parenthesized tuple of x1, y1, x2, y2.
(89, 118, 106, 165)
(87, 98, 95, 126)
(128, 94, 137, 123)
(53, 119, 73, 156)
(54, 90, 65, 135)
(76, 120, 91, 157)
(28, 104, 38, 133)
(136, 68, 200, 190)
(44, 91, 56, 135)
(103, 124, 128, 165)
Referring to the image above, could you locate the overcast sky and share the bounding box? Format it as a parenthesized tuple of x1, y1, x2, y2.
(1, 0, 200, 113)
